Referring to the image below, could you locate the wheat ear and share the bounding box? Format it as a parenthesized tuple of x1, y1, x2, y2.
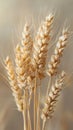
(15, 23, 33, 89)
(15, 44, 27, 89)
(32, 14, 54, 79)
(41, 71, 66, 130)
(47, 29, 68, 76)
(21, 23, 33, 79)
(5, 56, 23, 111)
(21, 23, 34, 103)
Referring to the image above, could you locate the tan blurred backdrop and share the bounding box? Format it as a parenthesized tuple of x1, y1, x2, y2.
(0, 0, 73, 130)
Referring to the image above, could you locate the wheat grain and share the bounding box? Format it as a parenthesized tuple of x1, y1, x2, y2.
(32, 14, 54, 79)
(47, 29, 68, 76)
(15, 24, 33, 89)
(21, 23, 33, 76)
(5, 56, 23, 111)
(41, 71, 66, 122)
(15, 44, 27, 89)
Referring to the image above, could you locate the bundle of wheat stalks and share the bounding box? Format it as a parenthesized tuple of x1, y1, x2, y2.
(5, 13, 69, 130)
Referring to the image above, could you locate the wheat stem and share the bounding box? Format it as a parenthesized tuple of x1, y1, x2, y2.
(42, 119, 46, 130)
(23, 110, 27, 130)
(27, 108, 31, 130)
(27, 95, 32, 130)
(23, 108, 27, 130)
(34, 76, 37, 130)
(23, 90, 27, 130)
(37, 80, 41, 130)
(23, 111, 26, 130)
(46, 76, 52, 97)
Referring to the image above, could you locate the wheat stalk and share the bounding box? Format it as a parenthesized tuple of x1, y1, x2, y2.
(32, 14, 54, 130)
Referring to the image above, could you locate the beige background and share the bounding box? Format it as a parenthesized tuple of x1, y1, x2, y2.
(0, 0, 73, 130)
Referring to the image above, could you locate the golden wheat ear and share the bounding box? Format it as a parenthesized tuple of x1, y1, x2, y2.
(47, 29, 68, 77)
(15, 23, 33, 89)
(32, 14, 54, 79)
(15, 43, 27, 89)
(5, 56, 23, 111)
(41, 71, 66, 128)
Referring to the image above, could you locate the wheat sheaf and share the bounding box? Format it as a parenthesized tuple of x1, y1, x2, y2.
(4, 13, 70, 130)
